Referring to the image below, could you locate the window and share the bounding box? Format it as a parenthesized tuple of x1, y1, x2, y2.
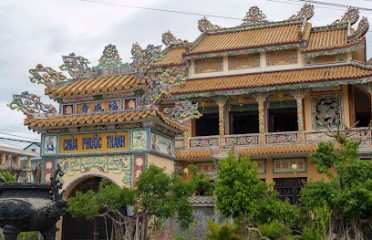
(195, 113, 219, 136)
(230, 104, 259, 134)
(266, 50, 298, 66)
(274, 177, 307, 204)
(268, 101, 298, 132)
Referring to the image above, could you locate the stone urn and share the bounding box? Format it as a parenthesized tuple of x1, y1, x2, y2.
(0, 166, 65, 240)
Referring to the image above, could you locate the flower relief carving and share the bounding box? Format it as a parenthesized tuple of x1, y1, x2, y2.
(289, 3, 314, 20)
(198, 17, 221, 32)
(332, 7, 360, 25)
(29, 64, 67, 86)
(60, 53, 91, 78)
(313, 97, 341, 129)
(161, 31, 183, 47)
(348, 17, 369, 41)
(7, 91, 57, 118)
(241, 6, 269, 26)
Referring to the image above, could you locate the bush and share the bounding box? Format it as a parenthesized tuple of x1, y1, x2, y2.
(258, 220, 292, 240)
(206, 220, 241, 240)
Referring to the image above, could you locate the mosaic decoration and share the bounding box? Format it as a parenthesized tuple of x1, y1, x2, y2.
(348, 17, 369, 41)
(332, 7, 359, 25)
(62, 104, 74, 115)
(163, 100, 202, 124)
(198, 17, 221, 32)
(124, 98, 137, 110)
(152, 133, 173, 156)
(194, 57, 223, 73)
(225, 134, 259, 146)
(44, 160, 54, 183)
(43, 135, 57, 155)
(253, 160, 265, 174)
(313, 96, 342, 129)
(94, 102, 104, 112)
(59, 131, 129, 154)
(108, 100, 119, 111)
(133, 156, 145, 186)
(61, 155, 132, 183)
(132, 130, 147, 150)
(29, 64, 67, 86)
(161, 31, 183, 46)
(266, 132, 299, 144)
(60, 53, 91, 78)
(8, 91, 56, 117)
(97, 44, 122, 68)
(289, 3, 314, 20)
(80, 103, 90, 113)
(228, 54, 260, 70)
(266, 50, 298, 66)
(273, 159, 306, 173)
(131, 42, 163, 79)
(144, 67, 187, 105)
(190, 136, 219, 148)
(241, 6, 269, 26)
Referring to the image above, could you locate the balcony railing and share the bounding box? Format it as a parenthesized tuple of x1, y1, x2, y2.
(180, 128, 371, 150)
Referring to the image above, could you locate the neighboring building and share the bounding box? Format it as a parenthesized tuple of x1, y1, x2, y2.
(9, 3, 372, 239)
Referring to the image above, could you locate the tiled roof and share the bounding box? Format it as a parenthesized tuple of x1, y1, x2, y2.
(172, 64, 372, 95)
(238, 144, 319, 156)
(176, 149, 216, 159)
(46, 74, 146, 99)
(303, 28, 364, 52)
(186, 24, 302, 55)
(25, 109, 187, 132)
(154, 46, 187, 67)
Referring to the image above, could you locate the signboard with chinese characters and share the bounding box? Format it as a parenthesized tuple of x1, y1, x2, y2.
(59, 131, 129, 154)
(151, 132, 174, 156)
(43, 135, 57, 155)
(76, 99, 122, 114)
(273, 159, 306, 173)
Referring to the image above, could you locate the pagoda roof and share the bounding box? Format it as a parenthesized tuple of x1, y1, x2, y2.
(45, 74, 146, 100)
(25, 109, 187, 133)
(186, 22, 303, 57)
(171, 63, 372, 97)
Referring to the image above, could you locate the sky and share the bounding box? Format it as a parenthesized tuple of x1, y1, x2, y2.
(0, 0, 371, 148)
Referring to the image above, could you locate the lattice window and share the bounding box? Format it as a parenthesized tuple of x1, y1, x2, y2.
(194, 57, 223, 73)
(228, 53, 260, 70)
(274, 177, 307, 204)
(266, 50, 298, 66)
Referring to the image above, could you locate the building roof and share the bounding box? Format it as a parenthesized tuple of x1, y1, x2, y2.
(0, 145, 39, 157)
(171, 63, 372, 96)
(25, 109, 187, 132)
(238, 144, 319, 156)
(154, 46, 187, 67)
(45, 74, 146, 100)
(176, 149, 216, 160)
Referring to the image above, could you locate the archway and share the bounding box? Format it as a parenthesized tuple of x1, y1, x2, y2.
(61, 176, 113, 240)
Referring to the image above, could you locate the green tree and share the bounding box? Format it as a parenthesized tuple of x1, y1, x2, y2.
(0, 169, 16, 183)
(301, 135, 372, 240)
(215, 154, 267, 232)
(187, 164, 215, 196)
(206, 220, 241, 240)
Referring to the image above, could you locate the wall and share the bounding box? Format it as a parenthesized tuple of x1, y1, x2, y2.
(148, 154, 174, 174)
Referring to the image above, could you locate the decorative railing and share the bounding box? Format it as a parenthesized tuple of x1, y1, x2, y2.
(175, 137, 184, 149)
(265, 131, 299, 144)
(225, 133, 259, 147)
(305, 127, 371, 142)
(190, 135, 220, 148)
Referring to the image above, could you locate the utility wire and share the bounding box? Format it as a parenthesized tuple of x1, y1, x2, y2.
(281, 0, 372, 12)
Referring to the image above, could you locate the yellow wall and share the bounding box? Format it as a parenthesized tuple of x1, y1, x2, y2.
(148, 154, 174, 174)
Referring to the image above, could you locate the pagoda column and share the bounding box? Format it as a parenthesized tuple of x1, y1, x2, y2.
(1, 153, 6, 165)
(257, 94, 266, 145)
(26, 156, 32, 182)
(15, 156, 21, 166)
(295, 89, 305, 143)
(217, 97, 227, 146)
(183, 119, 192, 149)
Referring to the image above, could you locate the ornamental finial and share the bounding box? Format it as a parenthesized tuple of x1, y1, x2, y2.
(161, 31, 183, 46)
(289, 3, 314, 20)
(241, 6, 268, 26)
(332, 7, 359, 25)
(29, 64, 67, 86)
(60, 53, 91, 78)
(163, 100, 202, 125)
(198, 17, 221, 32)
(97, 44, 122, 68)
(7, 91, 57, 118)
(348, 17, 369, 41)
(131, 43, 162, 79)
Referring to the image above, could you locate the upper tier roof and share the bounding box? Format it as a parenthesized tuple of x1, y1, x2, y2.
(154, 46, 187, 67)
(46, 74, 146, 99)
(171, 63, 372, 97)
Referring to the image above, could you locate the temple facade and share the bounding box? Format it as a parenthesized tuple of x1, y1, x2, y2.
(8, 3, 372, 239)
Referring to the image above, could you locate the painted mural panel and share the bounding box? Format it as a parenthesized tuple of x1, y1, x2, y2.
(62, 104, 74, 115)
(61, 155, 132, 184)
(273, 159, 306, 173)
(132, 130, 147, 150)
(151, 133, 173, 156)
(124, 98, 137, 110)
(194, 57, 223, 74)
(133, 156, 145, 186)
(76, 99, 122, 114)
(44, 160, 54, 183)
(59, 131, 129, 154)
(228, 53, 260, 70)
(196, 162, 216, 177)
(253, 160, 266, 174)
(312, 95, 342, 129)
(43, 135, 57, 155)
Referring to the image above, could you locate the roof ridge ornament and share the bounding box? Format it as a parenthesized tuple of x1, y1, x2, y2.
(161, 31, 183, 47)
(131, 43, 163, 80)
(332, 7, 359, 25)
(241, 6, 269, 26)
(198, 17, 221, 32)
(29, 64, 67, 86)
(163, 100, 202, 125)
(7, 91, 56, 118)
(289, 3, 314, 20)
(59, 53, 91, 78)
(348, 17, 369, 41)
(97, 44, 122, 69)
